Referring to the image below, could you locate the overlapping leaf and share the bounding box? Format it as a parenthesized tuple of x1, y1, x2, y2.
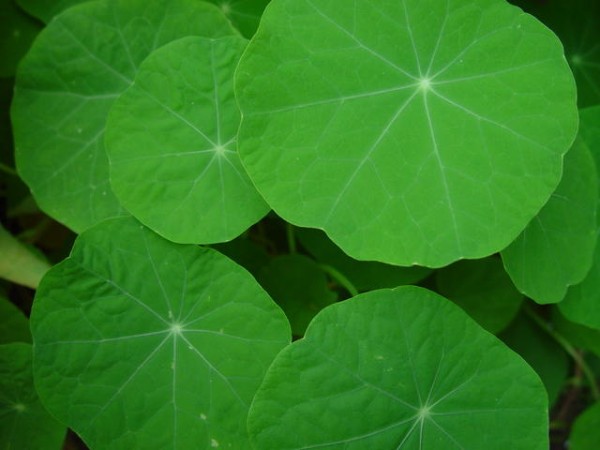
(249, 286, 548, 449)
(206, 0, 271, 38)
(501, 138, 598, 304)
(31, 217, 290, 449)
(12, 0, 236, 232)
(235, 0, 577, 267)
(106, 36, 268, 244)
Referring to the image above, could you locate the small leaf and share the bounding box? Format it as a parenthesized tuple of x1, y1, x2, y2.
(498, 313, 569, 406)
(501, 138, 598, 304)
(249, 286, 548, 450)
(569, 402, 600, 450)
(31, 217, 290, 449)
(106, 36, 268, 244)
(12, 0, 236, 232)
(235, 0, 577, 267)
(436, 257, 522, 334)
(257, 254, 337, 335)
(0, 296, 31, 344)
(0, 343, 66, 450)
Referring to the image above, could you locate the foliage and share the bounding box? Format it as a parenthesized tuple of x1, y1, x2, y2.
(1, 0, 600, 448)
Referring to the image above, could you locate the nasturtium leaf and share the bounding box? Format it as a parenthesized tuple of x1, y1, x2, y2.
(501, 138, 598, 304)
(499, 313, 569, 406)
(0, 343, 66, 450)
(206, 0, 271, 38)
(435, 257, 522, 334)
(569, 402, 600, 450)
(510, 0, 600, 108)
(12, 0, 236, 233)
(106, 36, 267, 244)
(31, 217, 290, 449)
(235, 0, 577, 267)
(0, 296, 30, 344)
(257, 254, 337, 336)
(248, 286, 548, 449)
(0, 0, 41, 78)
(15, 0, 87, 23)
(297, 227, 431, 291)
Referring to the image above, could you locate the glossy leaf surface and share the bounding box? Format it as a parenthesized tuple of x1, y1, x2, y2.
(236, 0, 577, 267)
(249, 286, 548, 449)
(106, 36, 267, 244)
(31, 217, 290, 449)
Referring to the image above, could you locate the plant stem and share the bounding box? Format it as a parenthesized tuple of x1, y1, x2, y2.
(0, 162, 18, 176)
(319, 264, 358, 297)
(286, 223, 296, 254)
(524, 304, 600, 401)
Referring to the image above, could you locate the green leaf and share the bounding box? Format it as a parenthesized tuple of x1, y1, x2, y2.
(435, 257, 522, 334)
(206, 0, 271, 38)
(0, 296, 31, 344)
(0, 343, 66, 450)
(257, 254, 337, 335)
(552, 308, 600, 359)
(0, 223, 50, 289)
(509, 0, 600, 107)
(579, 106, 600, 199)
(15, 0, 88, 23)
(297, 227, 431, 291)
(498, 313, 569, 406)
(501, 138, 598, 304)
(249, 286, 548, 449)
(31, 217, 290, 449)
(106, 36, 268, 244)
(569, 402, 600, 450)
(12, 0, 236, 232)
(235, 0, 577, 267)
(0, 0, 41, 78)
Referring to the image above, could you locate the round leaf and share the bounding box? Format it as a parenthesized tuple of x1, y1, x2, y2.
(257, 254, 337, 335)
(12, 0, 236, 232)
(0, 343, 66, 450)
(235, 0, 577, 267)
(501, 138, 598, 304)
(106, 36, 268, 244)
(569, 402, 600, 450)
(31, 217, 291, 449)
(249, 286, 548, 449)
(436, 257, 522, 334)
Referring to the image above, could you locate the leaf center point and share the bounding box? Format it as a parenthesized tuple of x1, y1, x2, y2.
(417, 405, 431, 420)
(418, 77, 432, 92)
(170, 322, 184, 335)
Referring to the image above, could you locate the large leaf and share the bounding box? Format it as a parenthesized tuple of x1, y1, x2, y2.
(106, 36, 268, 244)
(248, 286, 548, 449)
(12, 0, 236, 232)
(0, 343, 66, 450)
(235, 0, 577, 267)
(297, 227, 431, 291)
(206, 0, 271, 38)
(569, 402, 600, 450)
(501, 138, 598, 304)
(435, 257, 522, 334)
(31, 217, 290, 449)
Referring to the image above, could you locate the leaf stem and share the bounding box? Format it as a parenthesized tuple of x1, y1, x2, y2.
(286, 223, 297, 254)
(318, 264, 358, 297)
(0, 162, 18, 177)
(524, 304, 600, 401)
